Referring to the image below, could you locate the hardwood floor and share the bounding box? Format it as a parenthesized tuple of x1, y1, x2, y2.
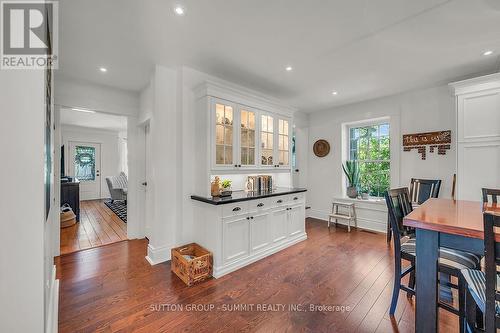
(60, 200, 127, 255)
(57, 218, 458, 332)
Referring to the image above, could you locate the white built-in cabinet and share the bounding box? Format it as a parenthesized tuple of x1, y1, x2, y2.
(450, 74, 500, 201)
(193, 192, 306, 278)
(197, 82, 293, 173)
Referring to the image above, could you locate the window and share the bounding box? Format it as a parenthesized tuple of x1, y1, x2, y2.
(349, 123, 390, 197)
(74, 145, 96, 181)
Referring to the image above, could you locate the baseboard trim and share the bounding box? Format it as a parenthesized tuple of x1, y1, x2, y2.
(145, 243, 172, 265)
(46, 265, 59, 333)
(213, 233, 307, 278)
(309, 209, 386, 233)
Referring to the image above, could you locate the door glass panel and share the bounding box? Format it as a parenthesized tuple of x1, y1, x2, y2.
(240, 109, 256, 165)
(75, 146, 96, 181)
(249, 148, 255, 165)
(215, 103, 234, 165)
(278, 119, 289, 166)
(261, 115, 274, 166)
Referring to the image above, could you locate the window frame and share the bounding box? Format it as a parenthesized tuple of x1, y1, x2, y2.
(347, 120, 391, 198)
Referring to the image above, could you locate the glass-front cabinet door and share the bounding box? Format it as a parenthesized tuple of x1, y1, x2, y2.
(214, 100, 236, 167)
(239, 108, 257, 167)
(260, 114, 274, 167)
(278, 118, 290, 167)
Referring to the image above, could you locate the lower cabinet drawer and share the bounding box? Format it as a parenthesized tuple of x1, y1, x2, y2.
(222, 202, 248, 218)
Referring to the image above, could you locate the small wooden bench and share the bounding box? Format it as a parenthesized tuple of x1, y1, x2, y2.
(328, 201, 357, 232)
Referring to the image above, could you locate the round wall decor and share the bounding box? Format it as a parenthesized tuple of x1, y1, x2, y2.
(313, 139, 330, 157)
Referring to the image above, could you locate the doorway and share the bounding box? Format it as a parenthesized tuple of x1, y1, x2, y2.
(59, 107, 129, 255)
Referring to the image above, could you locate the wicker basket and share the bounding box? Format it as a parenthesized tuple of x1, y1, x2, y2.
(171, 243, 213, 286)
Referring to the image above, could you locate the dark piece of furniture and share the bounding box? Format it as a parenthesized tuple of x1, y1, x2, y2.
(461, 211, 500, 333)
(61, 178, 80, 222)
(482, 188, 500, 204)
(387, 178, 442, 243)
(403, 199, 499, 333)
(385, 190, 481, 332)
(409, 178, 441, 205)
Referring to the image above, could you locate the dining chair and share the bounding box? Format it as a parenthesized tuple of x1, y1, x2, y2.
(387, 178, 442, 243)
(409, 178, 442, 205)
(482, 188, 500, 204)
(461, 211, 500, 333)
(385, 187, 481, 331)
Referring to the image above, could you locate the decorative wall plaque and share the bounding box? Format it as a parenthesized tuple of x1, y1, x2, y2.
(402, 130, 451, 160)
(313, 139, 330, 157)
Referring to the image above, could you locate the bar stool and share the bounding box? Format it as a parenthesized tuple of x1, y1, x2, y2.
(328, 201, 357, 232)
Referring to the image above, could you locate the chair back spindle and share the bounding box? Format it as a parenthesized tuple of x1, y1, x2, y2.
(482, 188, 500, 204)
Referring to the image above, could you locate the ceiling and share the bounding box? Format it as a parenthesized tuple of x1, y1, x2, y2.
(60, 108, 128, 132)
(58, 0, 500, 112)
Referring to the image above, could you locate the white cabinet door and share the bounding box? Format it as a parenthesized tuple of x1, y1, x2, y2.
(270, 207, 288, 243)
(238, 106, 258, 168)
(276, 116, 291, 169)
(212, 98, 238, 169)
(288, 205, 305, 237)
(223, 215, 250, 263)
(259, 113, 275, 167)
(250, 212, 270, 252)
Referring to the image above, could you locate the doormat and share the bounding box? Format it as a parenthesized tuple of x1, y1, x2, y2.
(104, 200, 127, 223)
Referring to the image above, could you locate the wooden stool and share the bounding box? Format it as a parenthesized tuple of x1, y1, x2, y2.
(328, 201, 357, 232)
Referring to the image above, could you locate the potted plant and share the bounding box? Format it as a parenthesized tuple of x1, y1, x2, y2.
(342, 161, 359, 199)
(220, 179, 232, 197)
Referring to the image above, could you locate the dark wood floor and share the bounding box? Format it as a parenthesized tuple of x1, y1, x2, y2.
(60, 200, 127, 255)
(56, 218, 458, 332)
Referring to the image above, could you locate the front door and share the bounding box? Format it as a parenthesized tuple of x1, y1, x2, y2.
(69, 142, 101, 200)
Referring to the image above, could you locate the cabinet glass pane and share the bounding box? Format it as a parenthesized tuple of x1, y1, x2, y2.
(241, 110, 248, 128)
(249, 130, 255, 148)
(261, 115, 267, 131)
(241, 147, 248, 165)
(225, 146, 233, 164)
(249, 112, 255, 129)
(216, 125, 224, 144)
(249, 148, 255, 165)
(278, 119, 289, 166)
(216, 104, 224, 124)
(261, 149, 273, 166)
(224, 127, 233, 145)
(216, 145, 224, 164)
(215, 103, 234, 165)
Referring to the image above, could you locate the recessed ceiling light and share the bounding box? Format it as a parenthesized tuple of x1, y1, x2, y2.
(72, 108, 96, 114)
(174, 5, 185, 15)
(285, 66, 293, 72)
(99, 67, 107, 72)
(332, 91, 338, 95)
(483, 50, 494, 56)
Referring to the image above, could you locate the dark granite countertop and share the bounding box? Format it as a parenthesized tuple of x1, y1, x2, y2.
(191, 187, 307, 205)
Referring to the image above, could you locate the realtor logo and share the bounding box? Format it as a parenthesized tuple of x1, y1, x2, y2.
(1, 1, 58, 69)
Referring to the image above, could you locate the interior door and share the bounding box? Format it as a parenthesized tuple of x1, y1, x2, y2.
(69, 142, 101, 200)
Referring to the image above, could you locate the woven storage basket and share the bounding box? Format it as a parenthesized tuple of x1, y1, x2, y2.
(60, 210, 76, 228)
(171, 243, 212, 286)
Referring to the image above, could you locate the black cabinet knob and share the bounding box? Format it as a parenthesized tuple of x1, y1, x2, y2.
(246, 216, 250, 220)
(250, 216, 254, 219)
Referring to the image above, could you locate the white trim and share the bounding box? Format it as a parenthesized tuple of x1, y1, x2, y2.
(450, 73, 500, 96)
(309, 208, 387, 233)
(145, 244, 172, 265)
(45, 265, 59, 333)
(213, 233, 307, 278)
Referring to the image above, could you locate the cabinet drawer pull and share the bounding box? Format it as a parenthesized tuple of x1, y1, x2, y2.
(257, 203, 264, 207)
(232, 207, 241, 212)
(276, 200, 283, 203)
(293, 197, 299, 200)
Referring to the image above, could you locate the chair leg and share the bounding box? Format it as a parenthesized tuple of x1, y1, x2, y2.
(390, 257, 402, 315)
(458, 275, 465, 333)
(408, 269, 415, 299)
(111, 199, 114, 203)
(386, 216, 392, 243)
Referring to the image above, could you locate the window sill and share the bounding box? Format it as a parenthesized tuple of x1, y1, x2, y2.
(333, 196, 386, 206)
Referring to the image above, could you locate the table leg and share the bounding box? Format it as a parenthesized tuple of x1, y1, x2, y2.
(415, 228, 439, 333)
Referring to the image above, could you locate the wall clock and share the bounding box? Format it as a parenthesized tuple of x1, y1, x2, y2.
(313, 139, 330, 157)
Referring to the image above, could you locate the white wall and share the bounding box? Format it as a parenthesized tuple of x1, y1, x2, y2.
(61, 125, 122, 199)
(0, 70, 55, 332)
(307, 85, 456, 231)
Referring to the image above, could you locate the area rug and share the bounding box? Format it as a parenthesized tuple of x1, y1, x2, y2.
(104, 200, 127, 223)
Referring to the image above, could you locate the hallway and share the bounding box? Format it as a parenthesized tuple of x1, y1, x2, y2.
(60, 200, 127, 255)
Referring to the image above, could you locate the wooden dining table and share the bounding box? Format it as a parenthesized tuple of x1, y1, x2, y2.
(403, 198, 500, 333)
